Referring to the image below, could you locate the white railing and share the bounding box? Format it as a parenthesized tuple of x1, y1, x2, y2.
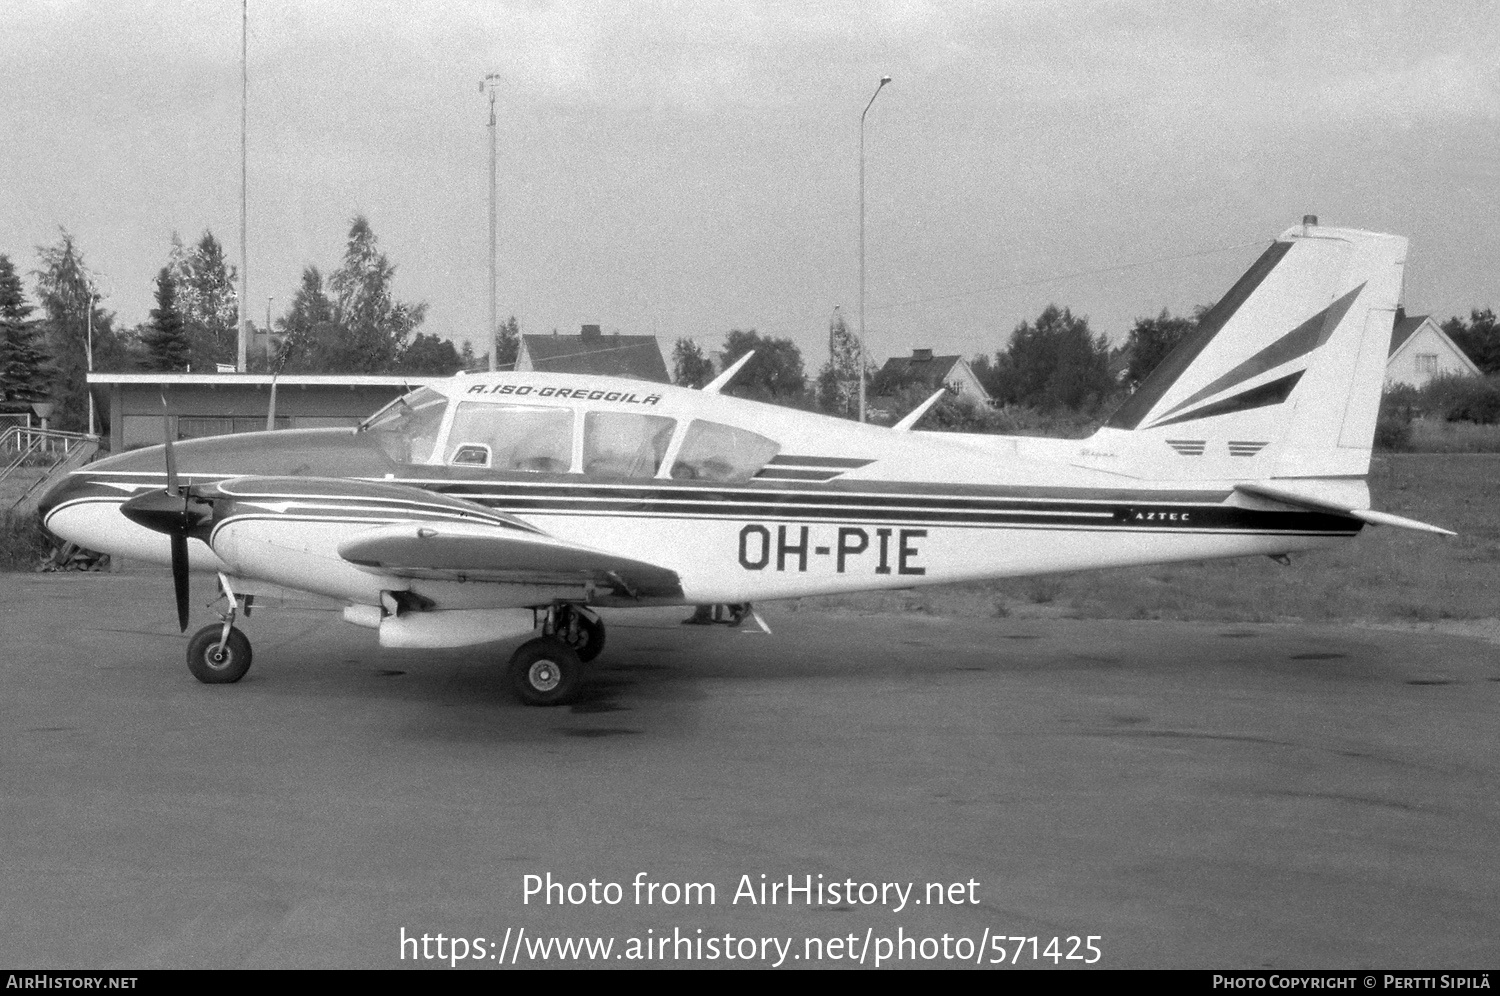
(0, 426, 100, 486)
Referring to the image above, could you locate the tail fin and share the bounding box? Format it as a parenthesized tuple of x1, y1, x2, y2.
(1095, 218, 1406, 480)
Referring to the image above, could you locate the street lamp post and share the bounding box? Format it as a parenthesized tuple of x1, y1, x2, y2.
(238, 0, 249, 373)
(86, 288, 97, 438)
(482, 73, 502, 372)
(858, 75, 891, 424)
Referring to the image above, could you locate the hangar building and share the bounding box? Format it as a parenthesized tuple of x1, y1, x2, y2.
(88, 373, 442, 452)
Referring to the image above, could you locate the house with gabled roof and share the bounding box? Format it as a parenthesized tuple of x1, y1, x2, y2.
(874, 349, 992, 406)
(1385, 311, 1481, 388)
(517, 325, 670, 383)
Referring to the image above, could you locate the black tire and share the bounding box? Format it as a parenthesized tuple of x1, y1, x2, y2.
(558, 609, 606, 663)
(186, 624, 253, 684)
(508, 637, 584, 706)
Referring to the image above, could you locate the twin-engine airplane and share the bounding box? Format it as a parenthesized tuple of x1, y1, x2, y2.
(40, 219, 1451, 705)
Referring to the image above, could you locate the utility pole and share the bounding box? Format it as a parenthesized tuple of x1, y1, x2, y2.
(237, 0, 249, 372)
(482, 73, 502, 372)
(858, 75, 891, 423)
(85, 286, 97, 438)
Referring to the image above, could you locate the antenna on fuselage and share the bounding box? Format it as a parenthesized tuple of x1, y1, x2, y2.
(701, 351, 754, 394)
(891, 388, 947, 431)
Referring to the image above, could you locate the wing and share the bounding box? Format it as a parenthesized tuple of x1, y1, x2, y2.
(337, 520, 683, 599)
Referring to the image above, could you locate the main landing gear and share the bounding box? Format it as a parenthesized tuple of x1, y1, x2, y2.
(186, 574, 253, 684)
(507, 604, 605, 706)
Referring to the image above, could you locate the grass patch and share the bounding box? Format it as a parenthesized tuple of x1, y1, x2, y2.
(1407, 418, 1500, 453)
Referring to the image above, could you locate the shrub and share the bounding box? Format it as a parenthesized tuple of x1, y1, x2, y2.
(0, 512, 53, 571)
(1415, 374, 1500, 424)
(1374, 408, 1413, 451)
(1443, 378, 1500, 425)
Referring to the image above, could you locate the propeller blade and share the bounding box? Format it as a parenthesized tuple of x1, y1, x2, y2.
(170, 534, 190, 632)
(162, 411, 179, 494)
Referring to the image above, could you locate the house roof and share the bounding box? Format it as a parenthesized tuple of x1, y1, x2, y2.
(1389, 314, 1429, 356)
(520, 333, 669, 382)
(875, 352, 964, 389)
(1387, 314, 1482, 373)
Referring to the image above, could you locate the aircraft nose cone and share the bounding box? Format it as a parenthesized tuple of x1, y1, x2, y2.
(120, 489, 187, 535)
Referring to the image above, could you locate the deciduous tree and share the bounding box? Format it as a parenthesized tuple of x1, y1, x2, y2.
(671, 337, 715, 388)
(396, 333, 462, 375)
(1123, 308, 1198, 389)
(816, 307, 864, 416)
(494, 315, 520, 370)
(1443, 308, 1500, 375)
(991, 304, 1113, 412)
(722, 328, 806, 402)
(167, 231, 239, 370)
(273, 267, 340, 372)
(34, 230, 123, 432)
(327, 216, 427, 372)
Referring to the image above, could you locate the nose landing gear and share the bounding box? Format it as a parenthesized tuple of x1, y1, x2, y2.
(185, 573, 253, 684)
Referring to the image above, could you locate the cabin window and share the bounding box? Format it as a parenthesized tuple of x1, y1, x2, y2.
(446, 403, 574, 472)
(582, 412, 676, 479)
(360, 387, 449, 465)
(669, 420, 781, 482)
(1416, 353, 1438, 374)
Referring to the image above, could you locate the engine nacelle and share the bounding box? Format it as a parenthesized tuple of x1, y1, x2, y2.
(373, 608, 536, 649)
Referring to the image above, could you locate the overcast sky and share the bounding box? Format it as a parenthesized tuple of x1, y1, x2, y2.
(4, 0, 1496, 368)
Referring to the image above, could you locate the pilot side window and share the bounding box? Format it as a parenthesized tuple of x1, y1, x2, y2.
(582, 412, 676, 479)
(669, 420, 780, 482)
(445, 403, 574, 472)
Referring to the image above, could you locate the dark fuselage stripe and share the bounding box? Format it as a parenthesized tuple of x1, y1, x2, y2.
(61, 475, 1359, 534)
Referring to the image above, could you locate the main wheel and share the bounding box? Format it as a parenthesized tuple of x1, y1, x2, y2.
(508, 637, 584, 706)
(186, 624, 253, 684)
(557, 608, 606, 663)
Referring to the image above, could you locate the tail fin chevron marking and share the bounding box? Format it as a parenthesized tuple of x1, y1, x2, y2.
(1144, 283, 1365, 428)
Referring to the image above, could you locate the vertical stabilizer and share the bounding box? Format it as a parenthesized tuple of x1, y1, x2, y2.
(1087, 219, 1406, 481)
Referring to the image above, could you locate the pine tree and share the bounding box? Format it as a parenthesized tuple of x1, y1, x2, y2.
(139, 267, 190, 371)
(0, 253, 51, 404)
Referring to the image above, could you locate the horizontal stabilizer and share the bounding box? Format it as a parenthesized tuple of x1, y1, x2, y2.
(1235, 481, 1454, 536)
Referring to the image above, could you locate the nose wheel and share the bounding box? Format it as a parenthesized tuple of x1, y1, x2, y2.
(186, 624, 252, 683)
(185, 573, 253, 684)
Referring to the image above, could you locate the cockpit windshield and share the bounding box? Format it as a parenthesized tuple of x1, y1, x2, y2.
(359, 387, 449, 465)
